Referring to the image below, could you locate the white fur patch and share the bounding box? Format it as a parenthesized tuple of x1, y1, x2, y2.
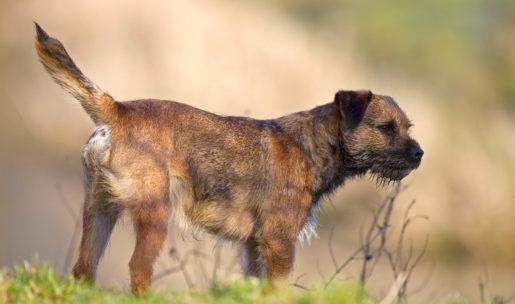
(168, 176, 204, 239)
(298, 211, 319, 246)
(82, 125, 110, 166)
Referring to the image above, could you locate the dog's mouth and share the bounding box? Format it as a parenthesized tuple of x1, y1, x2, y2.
(370, 162, 420, 185)
(348, 149, 422, 186)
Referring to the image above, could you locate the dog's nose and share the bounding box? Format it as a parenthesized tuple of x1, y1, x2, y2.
(411, 146, 424, 161)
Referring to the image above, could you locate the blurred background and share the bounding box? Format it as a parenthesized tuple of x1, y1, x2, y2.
(1, 0, 514, 301)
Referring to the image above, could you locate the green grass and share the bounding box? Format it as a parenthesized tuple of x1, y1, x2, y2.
(0, 262, 376, 304)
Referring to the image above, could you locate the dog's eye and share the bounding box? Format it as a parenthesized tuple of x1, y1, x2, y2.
(377, 122, 396, 134)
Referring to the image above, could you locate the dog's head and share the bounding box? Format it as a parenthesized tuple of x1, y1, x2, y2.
(335, 90, 423, 182)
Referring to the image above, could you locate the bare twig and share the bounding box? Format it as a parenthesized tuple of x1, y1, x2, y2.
(383, 198, 430, 301)
(359, 183, 400, 285)
(316, 260, 326, 282)
(291, 282, 309, 290)
(478, 266, 515, 304)
(195, 256, 210, 286)
(212, 243, 222, 282)
(409, 257, 435, 296)
(325, 231, 382, 288)
(152, 265, 182, 282)
(328, 226, 338, 270)
(326, 184, 402, 287)
(291, 273, 309, 290)
(325, 183, 429, 303)
(55, 183, 79, 220)
(152, 246, 200, 289)
(479, 276, 486, 303)
(380, 272, 408, 304)
(62, 219, 81, 273)
(55, 183, 81, 274)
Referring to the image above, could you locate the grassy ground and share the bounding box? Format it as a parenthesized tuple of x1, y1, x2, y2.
(0, 263, 382, 304)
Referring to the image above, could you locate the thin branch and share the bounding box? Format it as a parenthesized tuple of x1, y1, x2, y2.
(325, 230, 382, 288)
(409, 257, 435, 296)
(54, 183, 81, 274)
(316, 260, 326, 282)
(328, 226, 338, 270)
(153, 266, 182, 282)
(479, 276, 486, 304)
(380, 272, 408, 304)
(292, 282, 309, 290)
(291, 273, 309, 290)
(62, 218, 81, 273)
(212, 244, 222, 282)
(153, 246, 196, 289)
(55, 183, 79, 220)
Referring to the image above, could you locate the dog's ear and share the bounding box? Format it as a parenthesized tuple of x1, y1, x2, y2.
(334, 90, 372, 129)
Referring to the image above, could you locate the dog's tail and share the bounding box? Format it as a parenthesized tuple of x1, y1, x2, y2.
(34, 22, 118, 124)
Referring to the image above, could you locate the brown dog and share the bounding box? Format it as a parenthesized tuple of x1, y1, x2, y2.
(35, 23, 423, 293)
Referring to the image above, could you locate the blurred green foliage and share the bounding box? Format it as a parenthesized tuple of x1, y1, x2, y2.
(10, 262, 510, 303)
(0, 262, 377, 304)
(254, 0, 515, 112)
(8, 262, 502, 303)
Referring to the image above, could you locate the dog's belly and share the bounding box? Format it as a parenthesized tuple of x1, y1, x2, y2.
(169, 176, 256, 241)
(82, 127, 256, 240)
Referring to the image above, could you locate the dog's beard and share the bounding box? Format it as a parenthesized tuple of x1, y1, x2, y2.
(366, 154, 420, 187)
(370, 165, 412, 186)
(345, 150, 419, 186)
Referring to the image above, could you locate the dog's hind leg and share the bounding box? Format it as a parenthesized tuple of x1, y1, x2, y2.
(72, 168, 122, 282)
(240, 237, 264, 277)
(129, 201, 170, 293)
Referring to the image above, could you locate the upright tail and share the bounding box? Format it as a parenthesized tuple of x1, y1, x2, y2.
(34, 23, 118, 124)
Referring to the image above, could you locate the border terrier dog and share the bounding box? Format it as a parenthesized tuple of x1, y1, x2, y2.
(35, 23, 423, 293)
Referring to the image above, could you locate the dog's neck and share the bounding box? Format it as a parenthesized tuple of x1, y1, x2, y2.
(275, 102, 367, 202)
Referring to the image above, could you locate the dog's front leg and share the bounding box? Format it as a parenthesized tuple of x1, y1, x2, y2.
(257, 193, 311, 287)
(260, 236, 295, 286)
(240, 236, 264, 277)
